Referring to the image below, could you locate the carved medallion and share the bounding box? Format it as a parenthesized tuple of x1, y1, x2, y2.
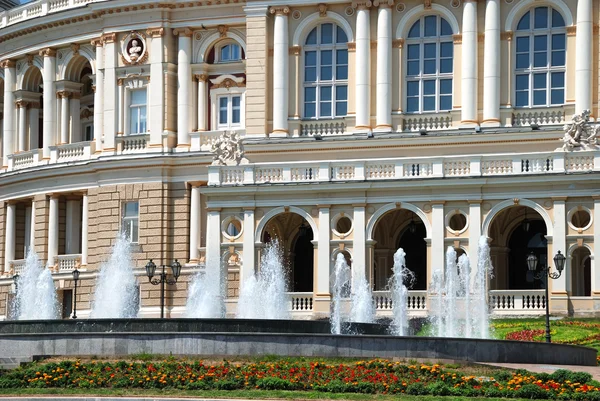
(121, 31, 148, 65)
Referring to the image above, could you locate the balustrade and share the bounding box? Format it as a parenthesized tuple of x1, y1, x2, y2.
(56, 254, 81, 271)
(300, 120, 347, 137)
(289, 293, 313, 312)
(489, 290, 546, 313)
(512, 109, 565, 127)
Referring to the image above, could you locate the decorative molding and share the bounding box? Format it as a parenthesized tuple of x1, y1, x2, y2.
(395, 2, 405, 12)
(451, 0, 461, 8)
(292, 10, 302, 20)
(26, 54, 34, 66)
(453, 34, 462, 44)
(345, 6, 355, 16)
(195, 74, 209, 82)
(423, 0, 432, 9)
(91, 37, 103, 47)
(317, 3, 327, 16)
(173, 27, 193, 37)
(146, 28, 165, 38)
(269, 6, 290, 15)
(501, 31, 513, 41)
(289, 45, 301, 55)
(117, 78, 124, 86)
(0, 59, 16, 68)
(38, 48, 57, 57)
(121, 31, 148, 65)
(210, 77, 246, 89)
(352, 0, 372, 9)
(392, 38, 404, 48)
(80, 108, 93, 119)
(566, 26, 576, 36)
(101, 33, 117, 44)
(15, 100, 29, 108)
(57, 91, 71, 99)
(347, 42, 356, 51)
(218, 25, 229, 38)
(70, 43, 80, 56)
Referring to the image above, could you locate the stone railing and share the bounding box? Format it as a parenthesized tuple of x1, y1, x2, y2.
(512, 107, 566, 127)
(288, 293, 313, 312)
(300, 119, 347, 137)
(50, 141, 95, 163)
(9, 259, 27, 275)
(190, 129, 245, 152)
(0, 0, 108, 28)
(209, 150, 599, 186)
(116, 134, 149, 154)
(403, 113, 453, 132)
(7, 149, 44, 171)
(55, 254, 81, 272)
(489, 290, 546, 313)
(372, 291, 427, 311)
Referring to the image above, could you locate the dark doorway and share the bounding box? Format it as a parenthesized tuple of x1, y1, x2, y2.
(508, 220, 547, 289)
(397, 222, 427, 290)
(292, 228, 314, 292)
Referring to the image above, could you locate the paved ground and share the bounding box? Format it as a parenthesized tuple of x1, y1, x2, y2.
(483, 363, 600, 380)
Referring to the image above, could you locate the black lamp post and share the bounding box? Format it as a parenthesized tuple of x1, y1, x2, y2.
(145, 259, 182, 318)
(72, 269, 80, 319)
(526, 250, 566, 343)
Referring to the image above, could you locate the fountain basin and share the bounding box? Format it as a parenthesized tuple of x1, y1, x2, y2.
(0, 319, 595, 367)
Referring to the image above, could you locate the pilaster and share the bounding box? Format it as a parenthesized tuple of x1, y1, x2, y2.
(147, 28, 165, 146)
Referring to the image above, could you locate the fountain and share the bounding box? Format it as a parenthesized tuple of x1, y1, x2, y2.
(458, 254, 472, 338)
(237, 240, 289, 319)
(330, 253, 351, 334)
(388, 248, 415, 336)
(350, 273, 375, 324)
(476, 236, 493, 339)
(90, 233, 139, 318)
(11, 249, 59, 320)
(186, 260, 225, 318)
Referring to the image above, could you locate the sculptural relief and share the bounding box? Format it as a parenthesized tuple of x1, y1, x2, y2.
(562, 109, 600, 151)
(121, 32, 148, 65)
(211, 132, 248, 166)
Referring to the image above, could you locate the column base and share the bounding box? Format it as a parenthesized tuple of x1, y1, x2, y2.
(459, 120, 479, 128)
(481, 119, 501, 128)
(175, 144, 191, 153)
(269, 130, 289, 138)
(373, 125, 393, 133)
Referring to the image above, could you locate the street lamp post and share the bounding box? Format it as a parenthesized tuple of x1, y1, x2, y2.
(72, 268, 80, 319)
(145, 259, 182, 318)
(526, 250, 566, 343)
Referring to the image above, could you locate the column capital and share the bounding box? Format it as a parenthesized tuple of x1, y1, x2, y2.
(195, 74, 209, 82)
(352, 1, 372, 9)
(146, 27, 165, 38)
(552, 196, 568, 202)
(269, 6, 290, 15)
(173, 27, 193, 37)
(373, 0, 393, 7)
(15, 100, 29, 109)
(38, 48, 57, 58)
(289, 45, 302, 55)
(453, 34, 462, 44)
(501, 31, 513, 41)
(91, 37, 104, 47)
(347, 42, 356, 51)
(117, 78, 124, 86)
(101, 33, 117, 44)
(0, 59, 16, 68)
(566, 26, 577, 36)
(57, 91, 71, 99)
(392, 38, 404, 48)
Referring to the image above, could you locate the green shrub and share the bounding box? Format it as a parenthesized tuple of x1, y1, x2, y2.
(551, 369, 572, 383)
(186, 380, 211, 390)
(494, 370, 514, 382)
(405, 382, 428, 395)
(0, 378, 21, 388)
(355, 382, 376, 394)
(427, 382, 451, 396)
(483, 386, 504, 398)
(215, 379, 244, 390)
(516, 383, 550, 399)
(255, 377, 294, 391)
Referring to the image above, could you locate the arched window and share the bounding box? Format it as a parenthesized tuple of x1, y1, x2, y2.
(303, 23, 348, 119)
(515, 7, 566, 108)
(405, 15, 453, 113)
(219, 43, 242, 62)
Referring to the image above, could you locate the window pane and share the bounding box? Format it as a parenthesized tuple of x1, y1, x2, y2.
(440, 18, 453, 36)
(320, 86, 332, 101)
(335, 101, 347, 116)
(140, 107, 146, 133)
(305, 51, 317, 66)
(534, 35, 547, 51)
(534, 7, 548, 29)
(551, 72, 564, 88)
(516, 37, 530, 53)
(440, 79, 452, 94)
(423, 96, 435, 111)
(424, 43, 436, 59)
(219, 109, 227, 125)
(231, 45, 241, 60)
(407, 81, 419, 97)
(533, 73, 546, 89)
(407, 44, 419, 60)
(124, 202, 138, 217)
(321, 49, 332, 65)
(440, 95, 452, 111)
(305, 103, 316, 118)
(516, 75, 529, 90)
(336, 65, 348, 80)
(424, 16, 437, 37)
(440, 42, 453, 58)
(321, 66, 332, 81)
(440, 59, 452, 74)
(306, 28, 317, 45)
(516, 54, 529, 69)
(552, 9, 565, 28)
(232, 96, 241, 124)
(551, 50, 565, 67)
(321, 50, 333, 80)
(336, 49, 348, 65)
(219, 97, 228, 109)
(304, 87, 316, 102)
(408, 21, 420, 38)
(131, 219, 139, 243)
(533, 52, 547, 68)
(335, 85, 348, 101)
(407, 97, 419, 113)
(131, 89, 146, 105)
(336, 26, 348, 43)
(232, 96, 241, 108)
(551, 89, 564, 105)
(552, 34, 565, 51)
(516, 91, 529, 107)
(232, 108, 240, 124)
(320, 102, 332, 117)
(533, 89, 546, 105)
(220, 45, 230, 61)
(321, 23, 333, 44)
(305, 67, 317, 82)
(423, 80, 435, 95)
(517, 11, 530, 31)
(423, 60, 436, 74)
(407, 61, 420, 76)
(130, 109, 138, 134)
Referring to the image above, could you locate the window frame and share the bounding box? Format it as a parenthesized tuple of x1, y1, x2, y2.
(513, 6, 566, 109)
(208, 77, 246, 131)
(128, 88, 148, 135)
(302, 22, 349, 120)
(404, 15, 454, 114)
(217, 42, 242, 63)
(217, 94, 243, 129)
(122, 201, 140, 244)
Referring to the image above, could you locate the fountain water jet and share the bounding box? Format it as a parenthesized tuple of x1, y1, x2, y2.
(12, 249, 59, 320)
(90, 233, 139, 318)
(388, 248, 415, 336)
(237, 240, 288, 319)
(476, 236, 493, 339)
(350, 274, 375, 324)
(330, 253, 351, 334)
(186, 259, 225, 318)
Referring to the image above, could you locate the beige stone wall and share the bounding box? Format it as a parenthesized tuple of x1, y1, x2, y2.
(0, 202, 5, 273)
(245, 13, 269, 136)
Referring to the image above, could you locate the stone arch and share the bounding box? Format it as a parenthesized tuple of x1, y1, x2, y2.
(367, 202, 431, 240)
(255, 206, 318, 241)
(482, 199, 553, 238)
(292, 11, 354, 46)
(19, 65, 43, 92)
(194, 29, 247, 64)
(59, 47, 96, 80)
(396, 3, 460, 38)
(568, 244, 592, 297)
(505, 0, 573, 32)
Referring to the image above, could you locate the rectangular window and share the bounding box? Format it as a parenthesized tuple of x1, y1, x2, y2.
(129, 89, 147, 135)
(83, 124, 94, 142)
(217, 95, 243, 129)
(122, 202, 139, 243)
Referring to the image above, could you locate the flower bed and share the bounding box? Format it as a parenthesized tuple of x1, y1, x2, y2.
(0, 359, 599, 400)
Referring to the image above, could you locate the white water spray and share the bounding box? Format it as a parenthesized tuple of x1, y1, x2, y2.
(12, 250, 59, 320)
(330, 253, 351, 334)
(90, 233, 139, 318)
(350, 273, 375, 324)
(388, 248, 415, 336)
(186, 259, 225, 318)
(476, 236, 493, 339)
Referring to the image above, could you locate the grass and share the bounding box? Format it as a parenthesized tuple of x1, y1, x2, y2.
(0, 387, 539, 401)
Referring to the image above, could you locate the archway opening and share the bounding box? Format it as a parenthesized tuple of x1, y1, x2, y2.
(571, 247, 591, 297)
(262, 212, 314, 293)
(488, 205, 548, 290)
(372, 209, 427, 291)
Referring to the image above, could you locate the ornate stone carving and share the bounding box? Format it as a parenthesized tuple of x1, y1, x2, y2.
(26, 54, 34, 66)
(318, 3, 327, 17)
(173, 27, 193, 37)
(269, 6, 290, 15)
(347, 42, 356, 51)
(211, 132, 248, 166)
(0, 59, 16, 68)
(352, 1, 372, 9)
(102, 33, 117, 43)
(562, 109, 600, 151)
(566, 26, 576, 36)
(210, 77, 245, 89)
(195, 74, 209, 82)
(393, 38, 405, 48)
(453, 34, 462, 44)
(146, 27, 165, 38)
(91, 37, 104, 47)
(71, 43, 80, 55)
(121, 31, 148, 65)
(80, 108, 93, 119)
(218, 25, 228, 38)
(39, 48, 57, 57)
(289, 45, 301, 55)
(15, 100, 29, 109)
(374, 0, 394, 6)
(501, 31, 513, 41)
(424, 0, 432, 9)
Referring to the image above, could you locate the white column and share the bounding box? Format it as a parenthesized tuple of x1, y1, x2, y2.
(65, 199, 81, 254)
(103, 34, 117, 152)
(242, 207, 255, 283)
(271, 6, 290, 135)
(375, 1, 392, 130)
(552, 198, 567, 293)
(352, 205, 367, 285)
(175, 28, 193, 148)
(29, 201, 36, 253)
(81, 193, 88, 266)
(205, 208, 223, 295)
(355, 2, 371, 130)
(117, 80, 124, 135)
(123, 89, 131, 136)
(431, 203, 445, 279)
(47, 195, 59, 268)
(317, 206, 331, 295)
(17, 101, 28, 152)
(59, 92, 70, 144)
(2, 60, 16, 167)
(575, 0, 592, 114)
(40, 49, 57, 159)
(468, 201, 482, 271)
(92, 38, 104, 151)
(29, 106, 39, 150)
(189, 185, 201, 262)
(70, 93, 81, 142)
(482, 0, 500, 126)
(197, 75, 208, 131)
(147, 28, 165, 146)
(4, 202, 16, 273)
(461, 0, 478, 126)
(593, 197, 600, 294)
